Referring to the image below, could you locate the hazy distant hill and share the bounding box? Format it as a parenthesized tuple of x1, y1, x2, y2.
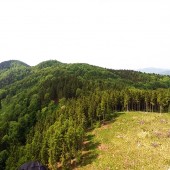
(138, 67, 170, 75)
(161, 70, 170, 75)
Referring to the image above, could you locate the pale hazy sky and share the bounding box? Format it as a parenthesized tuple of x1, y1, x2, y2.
(0, 0, 170, 69)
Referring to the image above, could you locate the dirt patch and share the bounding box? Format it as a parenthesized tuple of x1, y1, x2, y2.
(153, 130, 170, 138)
(101, 124, 111, 129)
(151, 142, 160, 148)
(138, 120, 145, 125)
(83, 141, 90, 145)
(160, 119, 168, 124)
(98, 144, 109, 151)
(154, 130, 165, 138)
(123, 158, 135, 169)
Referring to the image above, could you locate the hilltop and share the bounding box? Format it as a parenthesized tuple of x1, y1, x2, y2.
(0, 60, 30, 70)
(0, 60, 31, 89)
(35, 60, 63, 69)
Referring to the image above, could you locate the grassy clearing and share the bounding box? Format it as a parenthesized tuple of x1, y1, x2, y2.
(76, 112, 170, 170)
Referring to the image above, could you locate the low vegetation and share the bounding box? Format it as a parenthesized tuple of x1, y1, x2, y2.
(78, 112, 170, 170)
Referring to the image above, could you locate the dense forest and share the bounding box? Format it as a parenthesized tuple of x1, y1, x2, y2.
(0, 60, 170, 170)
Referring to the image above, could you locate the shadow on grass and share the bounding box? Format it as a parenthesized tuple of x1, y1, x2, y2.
(113, 112, 125, 119)
(78, 134, 100, 167)
(74, 112, 125, 169)
(100, 112, 125, 126)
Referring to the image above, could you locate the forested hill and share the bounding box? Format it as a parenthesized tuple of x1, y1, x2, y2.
(0, 60, 31, 89)
(0, 60, 29, 70)
(0, 60, 170, 170)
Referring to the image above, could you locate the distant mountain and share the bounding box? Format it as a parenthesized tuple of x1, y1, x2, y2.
(0, 60, 31, 88)
(0, 60, 30, 70)
(138, 67, 170, 75)
(161, 70, 170, 75)
(35, 60, 63, 69)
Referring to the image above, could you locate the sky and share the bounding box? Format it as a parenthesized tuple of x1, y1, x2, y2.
(0, 0, 170, 70)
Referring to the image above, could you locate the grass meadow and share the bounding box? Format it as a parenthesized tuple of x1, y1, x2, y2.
(76, 112, 170, 170)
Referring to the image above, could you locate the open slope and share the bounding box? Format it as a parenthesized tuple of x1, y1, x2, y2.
(78, 112, 170, 170)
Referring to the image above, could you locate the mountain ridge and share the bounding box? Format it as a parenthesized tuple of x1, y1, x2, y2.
(1, 60, 169, 75)
(0, 60, 170, 91)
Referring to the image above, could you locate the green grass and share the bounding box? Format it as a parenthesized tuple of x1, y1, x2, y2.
(76, 112, 170, 170)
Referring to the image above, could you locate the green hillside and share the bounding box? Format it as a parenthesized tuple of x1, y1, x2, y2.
(0, 60, 31, 89)
(0, 60, 29, 70)
(77, 112, 170, 170)
(0, 60, 170, 170)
